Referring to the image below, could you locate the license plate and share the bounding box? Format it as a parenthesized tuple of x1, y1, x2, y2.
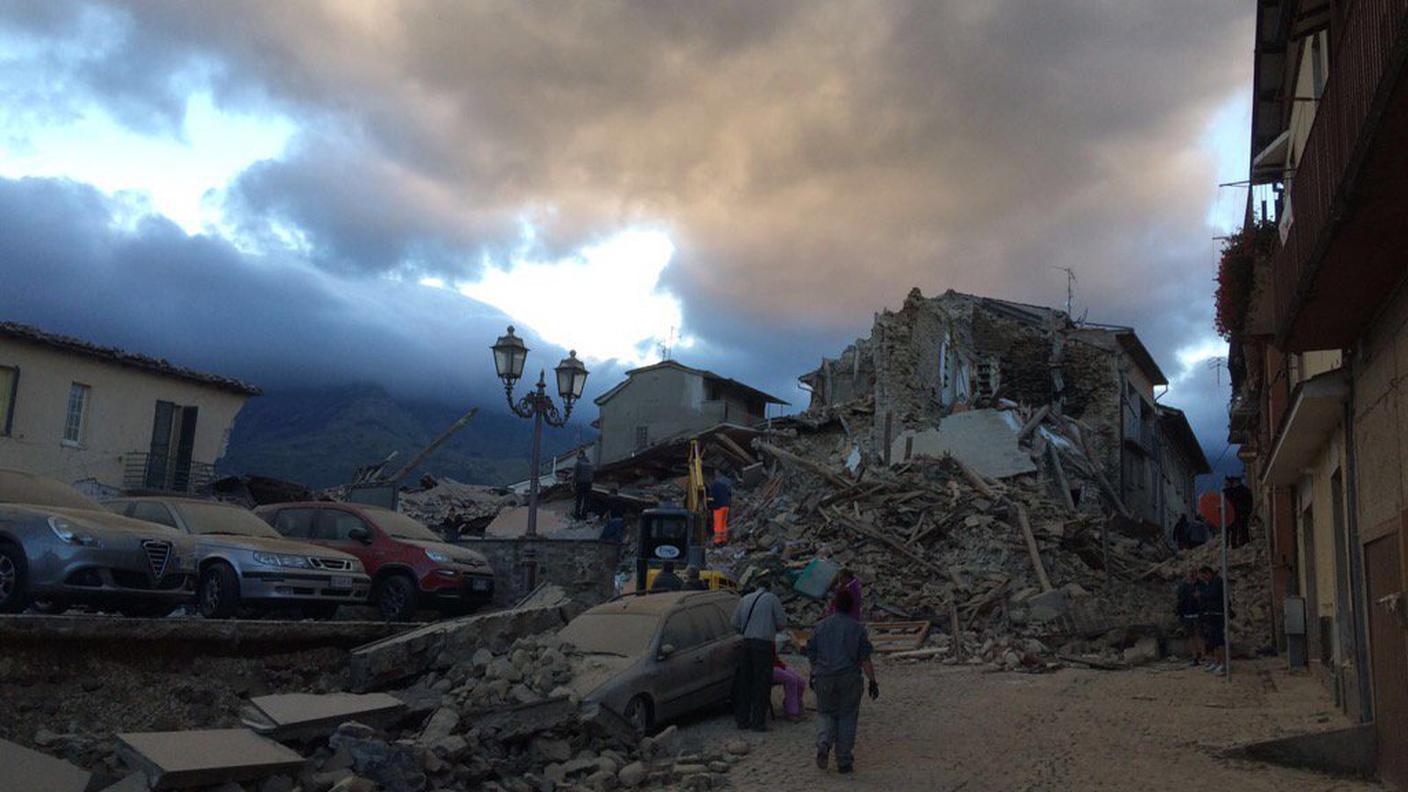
(330, 575, 355, 590)
(471, 578, 491, 591)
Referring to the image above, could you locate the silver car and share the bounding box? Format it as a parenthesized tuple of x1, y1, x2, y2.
(106, 497, 371, 619)
(0, 469, 197, 616)
(561, 590, 742, 732)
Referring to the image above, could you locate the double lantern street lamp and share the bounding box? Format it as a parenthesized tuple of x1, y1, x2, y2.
(491, 326, 589, 537)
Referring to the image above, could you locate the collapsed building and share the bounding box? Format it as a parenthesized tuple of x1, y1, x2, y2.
(798, 288, 1208, 533)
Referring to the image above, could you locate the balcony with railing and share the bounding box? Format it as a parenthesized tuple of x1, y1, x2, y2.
(122, 452, 215, 494)
(1273, 0, 1408, 349)
(1228, 384, 1260, 445)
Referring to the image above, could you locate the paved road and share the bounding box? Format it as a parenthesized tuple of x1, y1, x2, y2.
(677, 657, 1385, 791)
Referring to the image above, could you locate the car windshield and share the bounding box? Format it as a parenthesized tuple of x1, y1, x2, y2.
(366, 507, 440, 541)
(0, 471, 105, 511)
(173, 501, 283, 538)
(558, 612, 661, 657)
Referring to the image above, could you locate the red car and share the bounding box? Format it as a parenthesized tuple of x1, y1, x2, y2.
(255, 502, 495, 621)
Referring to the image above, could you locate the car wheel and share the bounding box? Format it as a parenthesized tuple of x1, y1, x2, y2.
(199, 563, 241, 619)
(624, 694, 655, 734)
(0, 544, 29, 614)
(374, 574, 418, 622)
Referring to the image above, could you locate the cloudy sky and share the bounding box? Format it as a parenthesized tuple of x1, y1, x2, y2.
(0, 1, 1249, 469)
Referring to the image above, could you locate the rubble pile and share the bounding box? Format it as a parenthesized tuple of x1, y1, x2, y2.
(310, 634, 745, 792)
(1150, 522, 1275, 652)
(397, 477, 518, 533)
(709, 397, 1182, 670)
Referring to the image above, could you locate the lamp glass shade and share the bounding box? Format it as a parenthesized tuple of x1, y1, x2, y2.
(492, 326, 528, 380)
(555, 351, 589, 399)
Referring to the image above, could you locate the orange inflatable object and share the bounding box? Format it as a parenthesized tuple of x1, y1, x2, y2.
(1198, 491, 1234, 529)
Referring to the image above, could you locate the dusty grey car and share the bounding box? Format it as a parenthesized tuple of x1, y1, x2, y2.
(106, 497, 371, 619)
(0, 469, 197, 616)
(562, 590, 741, 732)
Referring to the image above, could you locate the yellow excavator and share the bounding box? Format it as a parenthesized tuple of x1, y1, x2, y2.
(630, 440, 737, 593)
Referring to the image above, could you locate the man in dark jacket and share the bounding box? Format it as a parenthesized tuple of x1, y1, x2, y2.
(1197, 566, 1227, 674)
(806, 587, 878, 774)
(572, 451, 594, 519)
(1176, 571, 1204, 665)
(650, 562, 684, 592)
(1223, 476, 1254, 548)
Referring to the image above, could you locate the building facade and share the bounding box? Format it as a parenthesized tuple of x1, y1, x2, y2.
(799, 288, 1207, 532)
(1226, 1, 1408, 784)
(0, 322, 259, 495)
(592, 361, 785, 465)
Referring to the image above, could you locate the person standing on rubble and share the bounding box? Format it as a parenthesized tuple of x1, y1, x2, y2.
(1223, 476, 1254, 548)
(708, 469, 733, 545)
(572, 450, 594, 520)
(807, 586, 878, 774)
(733, 581, 788, 731)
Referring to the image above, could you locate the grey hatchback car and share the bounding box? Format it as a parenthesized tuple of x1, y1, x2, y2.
(561, 590, 742, 732)
(106, 497, 371, 619)
(0, 469, 197, 615)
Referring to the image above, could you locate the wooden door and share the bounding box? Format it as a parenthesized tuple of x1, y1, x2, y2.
(1365, 534, 1407, 788)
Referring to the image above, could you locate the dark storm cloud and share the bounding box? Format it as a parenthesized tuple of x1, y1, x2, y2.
(0, 1, 1249, 451)
(0, 176, 610, 404)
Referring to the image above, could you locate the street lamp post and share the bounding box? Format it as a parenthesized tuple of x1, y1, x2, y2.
(491, 326, 589, 537)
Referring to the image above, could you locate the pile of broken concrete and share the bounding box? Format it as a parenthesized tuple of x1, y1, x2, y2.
(13, 603, 746, 791)
(706, 399, 1181, 672)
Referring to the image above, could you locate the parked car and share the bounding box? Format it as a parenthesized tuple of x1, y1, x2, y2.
(254, 502, 495, 621)
(560, 590, 741, 732)
(105, 497, 371, 619)
(0, 469, 197, 616)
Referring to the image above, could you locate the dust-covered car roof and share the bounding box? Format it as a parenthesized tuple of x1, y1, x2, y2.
(0, 469, 105, 511)
(586, 590, 737, 616)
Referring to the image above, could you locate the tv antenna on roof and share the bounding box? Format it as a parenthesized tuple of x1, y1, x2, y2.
(656, 326, 677, 362)
(1207, 356, 1228, 385)
(1051, 266, 1077, 317)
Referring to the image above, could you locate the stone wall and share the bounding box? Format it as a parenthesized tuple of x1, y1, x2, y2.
(462, 537, 622, 608)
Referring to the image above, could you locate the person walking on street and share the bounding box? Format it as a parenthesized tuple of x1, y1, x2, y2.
(732, 582, 788, 731)
(807, 586, 877, 774)
(1197, 565, 1227, 674)
(650, 562, 684, 592)
(708, 469, 733, 545)
(573, 450, 594, 520)
(1176, 571, 1204, 665)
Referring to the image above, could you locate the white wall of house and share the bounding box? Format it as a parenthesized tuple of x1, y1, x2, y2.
(596, 367, 707, 464)
(0, 339, 250, 489)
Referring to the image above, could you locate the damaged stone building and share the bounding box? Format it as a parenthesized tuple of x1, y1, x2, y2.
(799, 288, 1207, 532)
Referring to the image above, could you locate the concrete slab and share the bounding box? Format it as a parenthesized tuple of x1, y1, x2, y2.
(890, 408, 1036, 479)
(115, 729, 304, 790)
(349, 600, 574, 691)
(242, 692, 406, 741)
(0, 738, 91, 792)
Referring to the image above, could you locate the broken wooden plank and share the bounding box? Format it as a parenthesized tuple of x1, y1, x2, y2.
(1057, 654, 1123, 671)
(949, 454, 999, 499)
(755, 441, 853, 489)
(1013, 503, 1053, 592)
(1048, 444, 1077, 513)
(713, 433, 756, 465)
(1016, 405, 1051, 443)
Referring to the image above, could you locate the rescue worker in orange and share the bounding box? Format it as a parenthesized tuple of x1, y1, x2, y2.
(708, 468, 733, 544)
